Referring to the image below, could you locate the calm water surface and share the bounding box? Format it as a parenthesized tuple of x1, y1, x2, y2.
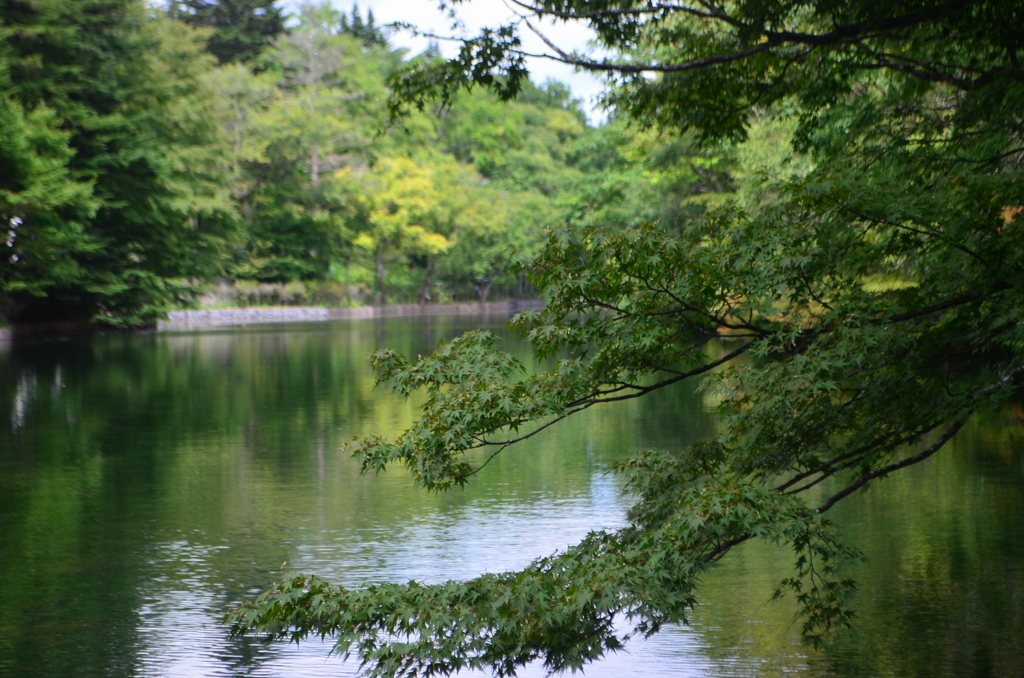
(0, 316, 1021, 677)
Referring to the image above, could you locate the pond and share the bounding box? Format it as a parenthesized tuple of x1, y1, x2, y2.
(0, 315, 1022, 677)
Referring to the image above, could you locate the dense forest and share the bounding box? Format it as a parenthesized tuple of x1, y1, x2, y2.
(0, 0, 759, 327)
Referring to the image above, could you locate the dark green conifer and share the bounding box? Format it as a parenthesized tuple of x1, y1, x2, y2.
(172, 0, 285, 64)
(338, 3, 387, 48)
(1, 0, 232, 325)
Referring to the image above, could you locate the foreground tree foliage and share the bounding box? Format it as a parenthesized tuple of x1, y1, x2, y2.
(227, 0, 1024, 674)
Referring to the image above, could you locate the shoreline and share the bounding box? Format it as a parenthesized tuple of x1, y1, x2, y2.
(0, 301, 544, 345)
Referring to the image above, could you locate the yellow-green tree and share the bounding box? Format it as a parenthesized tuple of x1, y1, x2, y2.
(341, 157, 454, 306)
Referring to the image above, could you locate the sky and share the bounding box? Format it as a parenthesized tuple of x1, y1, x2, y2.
(284, 0, 610, 122)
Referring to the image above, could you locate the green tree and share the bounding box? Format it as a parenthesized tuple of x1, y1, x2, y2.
(269, 1, 366, 187)
(338, 156, 456, 306)
(169, 0, 285, 65)
(558, 120, 742, 236)
(435, 183, 543, 302)
(421, 79, 592, 300)
(1, 1, 234, 326)
(0, 89, 97, 320)
(438, 80, 586, 196)
(203, 62, 275, 215)
(222, 1, 396, 283)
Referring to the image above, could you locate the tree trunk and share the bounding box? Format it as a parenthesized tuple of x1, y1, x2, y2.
(374, 248, 386, 307)
(311, 145, 320, 186)
(420, 259, 435, 306)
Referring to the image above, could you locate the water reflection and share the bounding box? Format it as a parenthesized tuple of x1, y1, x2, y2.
(0, 316, 1021, 677)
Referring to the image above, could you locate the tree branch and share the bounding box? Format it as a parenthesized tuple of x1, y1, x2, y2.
(815, 415, 968, 513)
(509, 0, 734, 23)
(567, 343, 749, 407)
(885, 281, 1012, 324)
(492, 0, 980, 80)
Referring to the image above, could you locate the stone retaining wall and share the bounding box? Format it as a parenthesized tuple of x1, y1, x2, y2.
(163, 307, 329, 325)
(157, 300, 543, 329)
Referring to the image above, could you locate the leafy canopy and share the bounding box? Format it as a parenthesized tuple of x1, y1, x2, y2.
(229, 1, 1024, 676)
